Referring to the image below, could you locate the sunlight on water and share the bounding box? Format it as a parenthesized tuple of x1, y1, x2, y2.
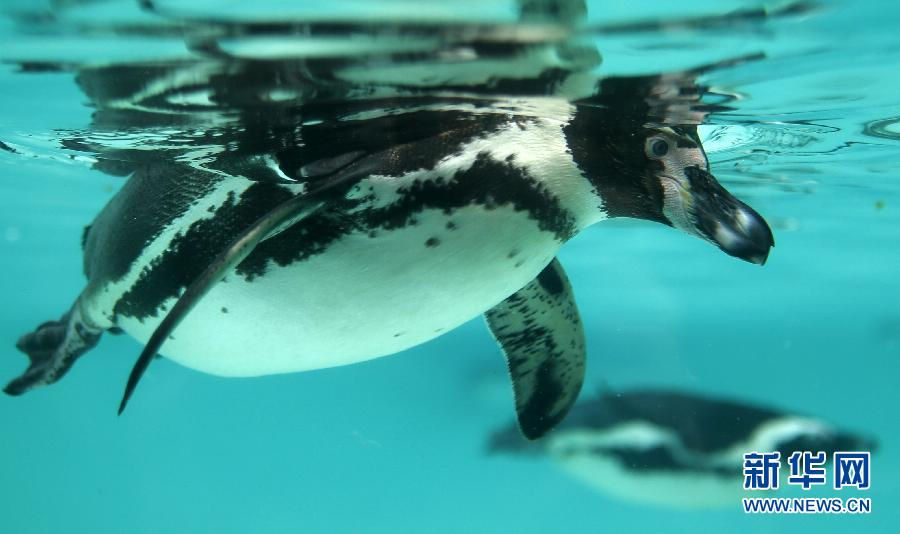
(0, 1, 898, 533)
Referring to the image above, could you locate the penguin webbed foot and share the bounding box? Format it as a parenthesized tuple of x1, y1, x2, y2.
(4, 308, 102, 396)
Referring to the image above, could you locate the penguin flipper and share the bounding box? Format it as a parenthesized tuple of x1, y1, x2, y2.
(485, 257, 586, 440)
(117, 154, 378, 414)
(5, 304, 103, 396)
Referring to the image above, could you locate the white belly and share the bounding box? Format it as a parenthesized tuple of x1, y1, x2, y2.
(117, 205, 562, 376)
(547, 429, 743, 509)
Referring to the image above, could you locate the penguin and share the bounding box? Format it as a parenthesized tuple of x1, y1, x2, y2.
(488, 389, 877, 507)
(4, 78, 774, 438)
(3, 22, 773, 439)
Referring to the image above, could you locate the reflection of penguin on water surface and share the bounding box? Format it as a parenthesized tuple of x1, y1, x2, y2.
(489, 389, 876, 508)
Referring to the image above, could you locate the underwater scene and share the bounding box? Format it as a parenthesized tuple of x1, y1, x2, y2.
(0, 0, 898, 532)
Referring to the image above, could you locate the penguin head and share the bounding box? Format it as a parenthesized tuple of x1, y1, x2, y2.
(773, 422, 879, 458)
(566, 109, 774, 265)
(645, 125, 775, 265)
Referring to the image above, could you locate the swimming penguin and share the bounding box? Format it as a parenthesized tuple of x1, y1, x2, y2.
(4, 58, 774, 439)
(488, 389, 877, 507)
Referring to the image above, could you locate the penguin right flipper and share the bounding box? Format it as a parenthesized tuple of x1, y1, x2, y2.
(485, 257, 586, 440)
(117, 152, 382, 414)
(5, 304, 103, 396)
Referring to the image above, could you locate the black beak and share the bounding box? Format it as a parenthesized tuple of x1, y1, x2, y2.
(685, 167, 775, 265)
(845, 433, 879, 455)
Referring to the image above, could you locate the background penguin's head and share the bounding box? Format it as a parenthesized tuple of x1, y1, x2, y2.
(566, 76, 774, 265)
(773, 421, 879, 459)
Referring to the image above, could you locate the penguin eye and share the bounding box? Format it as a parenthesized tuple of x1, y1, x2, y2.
(647, 138, 669, 159)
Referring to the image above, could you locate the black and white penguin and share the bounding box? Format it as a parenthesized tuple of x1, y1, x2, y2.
(488, 389, 877, 507)
(5, 89, 773, 437)
(3, 28, 774, 439)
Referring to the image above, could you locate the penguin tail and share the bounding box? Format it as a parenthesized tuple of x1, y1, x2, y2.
(4, 304, 103, 396)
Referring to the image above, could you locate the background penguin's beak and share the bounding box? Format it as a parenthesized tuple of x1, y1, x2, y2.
(685, 168, 775, 265)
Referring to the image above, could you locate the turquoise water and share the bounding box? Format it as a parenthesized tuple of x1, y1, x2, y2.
(1, 1, 898, 532)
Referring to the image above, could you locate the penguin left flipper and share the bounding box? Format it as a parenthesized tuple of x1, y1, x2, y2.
(117, 153, 382, 414)
(485, 257, 586, 440)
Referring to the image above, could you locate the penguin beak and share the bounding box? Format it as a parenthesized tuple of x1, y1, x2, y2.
(837, 432, 879, 455)
(671, 167, 775, 265)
